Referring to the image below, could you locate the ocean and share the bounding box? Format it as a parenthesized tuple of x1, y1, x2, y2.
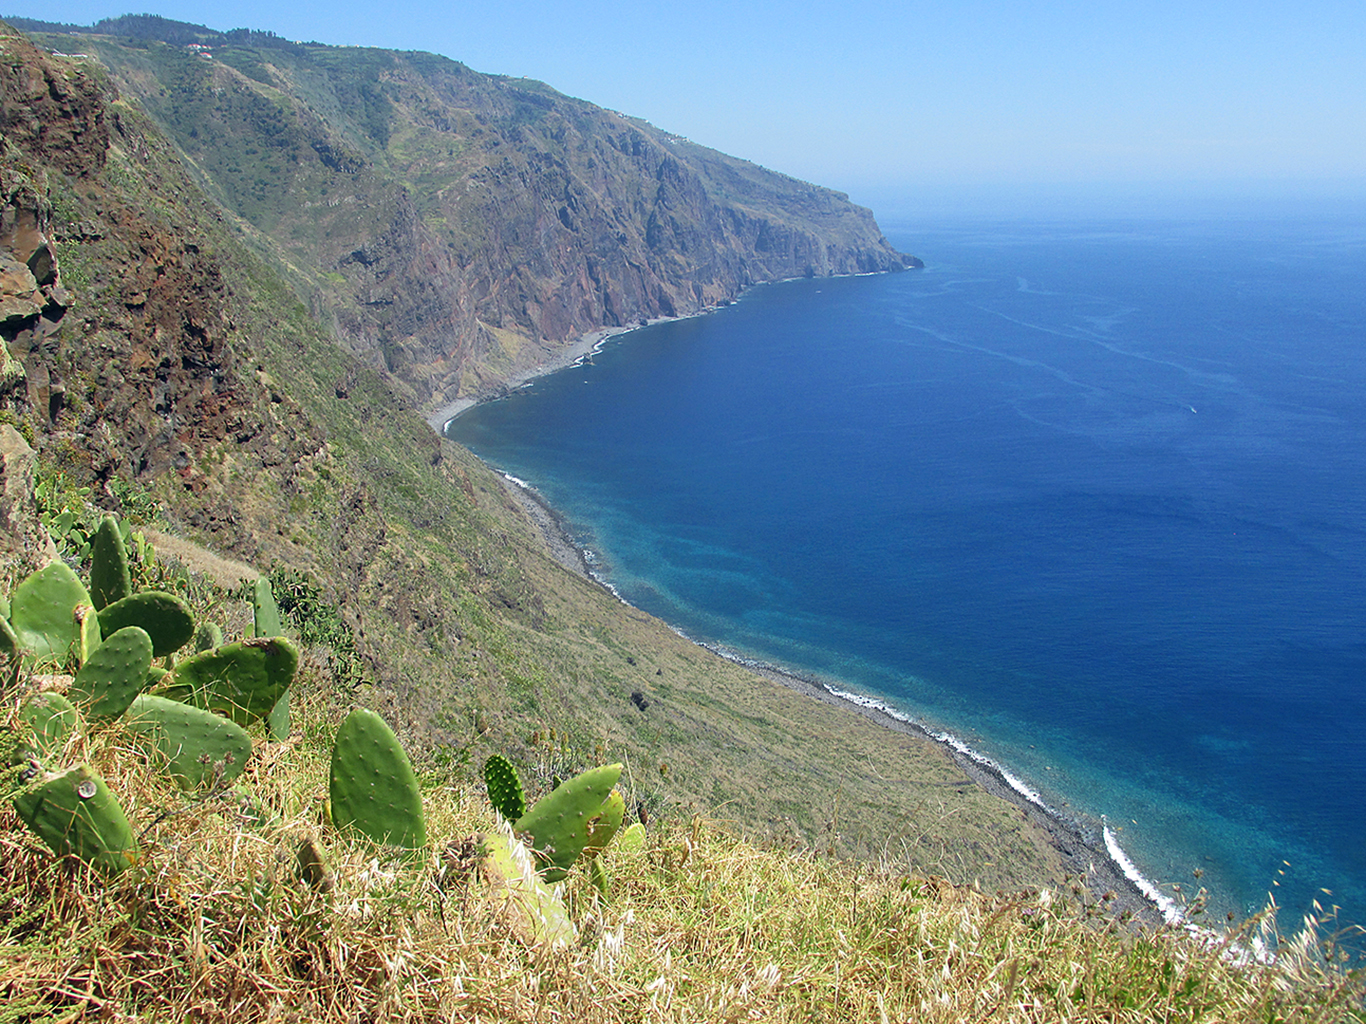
(445, 212, 1366, 931)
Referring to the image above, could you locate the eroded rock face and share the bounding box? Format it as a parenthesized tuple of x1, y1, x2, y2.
(0, 26, 328, 563)
(0, 170, 69, 354)
(0, 424, 56, 567)
(0, 27, 107, 178)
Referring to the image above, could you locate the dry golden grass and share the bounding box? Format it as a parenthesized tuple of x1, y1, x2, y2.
(2, 670, 1363, 1024)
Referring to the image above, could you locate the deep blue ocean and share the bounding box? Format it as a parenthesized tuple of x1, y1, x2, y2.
(446, 214, 1366, 931)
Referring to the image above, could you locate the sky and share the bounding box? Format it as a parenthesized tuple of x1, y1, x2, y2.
(7, 0, 1366, 217)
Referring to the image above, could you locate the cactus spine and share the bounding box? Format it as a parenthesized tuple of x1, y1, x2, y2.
(328, 709, 426, 850)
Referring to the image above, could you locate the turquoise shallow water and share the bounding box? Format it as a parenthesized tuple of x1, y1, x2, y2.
(447, 215, 1366, 929)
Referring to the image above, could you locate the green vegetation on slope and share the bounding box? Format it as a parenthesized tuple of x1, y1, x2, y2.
(3, 23, 1365, 1020)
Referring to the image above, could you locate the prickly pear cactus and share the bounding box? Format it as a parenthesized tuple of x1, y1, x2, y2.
(514, 763, 623, 882)
(171, 637, 298, 726)
(328, 708, 426, 850)
(123, 693, 253, 790)
(89, 516, 132, 610)
(0, 611, 17, 657)
(582, 787, 626, 860)
(19, 692, 78, 756)
(192, 622, 223, 653)
(13, 764, 139, 875)
(589, 854, 611, 899)
(479, 822, 575, 947)
(267, 690, 290, 741)
(97, 591, 195, 659)
(484, 754, 526, 821)
(10, 563, 99, 668)
(224, 786, 279, 831)
(69, 625, 153, 722)
(616, 821, 646, 853)
(75, 604, 101, 667)
(251, 577, 283, 638)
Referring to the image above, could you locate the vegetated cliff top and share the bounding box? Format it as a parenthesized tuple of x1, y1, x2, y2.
(9, 13, 920, 413)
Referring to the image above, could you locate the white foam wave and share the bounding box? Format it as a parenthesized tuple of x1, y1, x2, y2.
(825, 686, 1052, 810)
(1104, 823, 1183, 925)
(820, 684, 1225, 936)
(501, 472, 532, 490)
(584, 566, 628, 603)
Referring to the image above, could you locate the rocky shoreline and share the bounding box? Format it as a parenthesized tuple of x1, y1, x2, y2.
(427, 311, 725, 434)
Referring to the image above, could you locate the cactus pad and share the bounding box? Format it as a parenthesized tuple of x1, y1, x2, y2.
(479, 823, 575, 947)
(267, 689, 291, 740)
(97, 591, 195, 659)
(589, 855, 611, 899)
(13, 764, 139, 875)
(89, 516, 132, 610)
(19, 692, 78, 756)
(10, 563, 99, 668)
(514, 763, 622, 882)
(0, 612, 17, 657)
(484, 754, 526, 821)
(223, 786, 279, 831)
(171, 637, 299, 726)
(582, 787, 627, 860)
(328, 708, 426, 850)
(75, 604, 101, 666)
(251, 577, 284, 638)
(123, 693, 253, 790)
(193, 622, 223, 653)
(70, 625, 153, 722)
(616, 821, 646, 853)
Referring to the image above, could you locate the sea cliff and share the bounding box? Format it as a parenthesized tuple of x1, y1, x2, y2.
(10, 14, 920, 417)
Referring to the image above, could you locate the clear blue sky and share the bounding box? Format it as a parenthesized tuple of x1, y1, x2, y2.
(8, 0, 1365, 215)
